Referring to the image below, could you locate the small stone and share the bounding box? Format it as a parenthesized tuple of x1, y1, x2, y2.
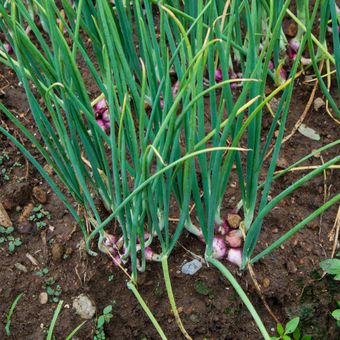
(181, 259, 202, 275)
(32, 187, 47, 204)
(51, 242, 64, 263)
(15, 263, 28, 273)
(262, 278, 270, 288)
(227, 213, 242, 229)
(313, 97, 325, 111)
(26, 253, 39, 266)
(43, 164, 54, 176)
(272, 228, 279, 234)
(73, 294, 96, 319)
(39, 292, 48, 304)
(298, 124, 320, 141)
(284, 21, 297, 37)
(287, 261, 297, 274)
(276, 157, 289, 169)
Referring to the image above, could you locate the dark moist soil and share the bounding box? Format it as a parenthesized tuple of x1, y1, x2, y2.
(1, 55, 340, 340)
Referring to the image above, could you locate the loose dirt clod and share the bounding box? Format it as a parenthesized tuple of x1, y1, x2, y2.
(262, 278, 270, 288)
(286, 261, 298, 274)
(0, 202, 12, 227)
(72, 294, 96, 319)
(43, 164, 54, 176)
(1, 182, 32, 210)
(276, 157, 289, 169)
(32, 187, 47, 204)
(51, 242, 64, 263)
(227, 214, 242, 229)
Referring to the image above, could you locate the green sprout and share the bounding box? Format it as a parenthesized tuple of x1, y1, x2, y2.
(28, 205, 51, 230)
(43, 277, 62, 303)
(271, 317, 311, 340)
(0, 226, 22, 253)
(94, 305, 114, 340)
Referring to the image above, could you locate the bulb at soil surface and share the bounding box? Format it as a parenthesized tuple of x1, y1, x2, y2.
(227, 248, 242, 267)
(225, 229, 242, 248)
(3, 42, 13, 54)
(212, 237, 227, 259)
(215, 219, 229, 236)
(94, 98, 107, 111)
(289, 38, 300, 52)
(104, 234, 116, 247)
(215, 69, 223, 82)
(145, 247, 154, 261)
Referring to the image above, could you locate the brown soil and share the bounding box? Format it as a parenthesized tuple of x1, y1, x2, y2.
(1, 52, 340, 340)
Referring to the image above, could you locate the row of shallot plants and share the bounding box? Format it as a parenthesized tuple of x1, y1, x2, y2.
(0, 1, 339, 339)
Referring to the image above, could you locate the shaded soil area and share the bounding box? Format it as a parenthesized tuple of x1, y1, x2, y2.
(0, 56, 340, 340)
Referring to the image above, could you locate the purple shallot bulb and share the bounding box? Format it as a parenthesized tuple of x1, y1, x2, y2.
(172, 80, 180, 97)
(215, 68, 223, 82)
(225, 229, 243, 248)
(288, 38, 300, 53)
(145, 247, 154, 261)
(227, 248, 242, 267)
(94, 98, 107, 111)
(212, 237, 227, 259)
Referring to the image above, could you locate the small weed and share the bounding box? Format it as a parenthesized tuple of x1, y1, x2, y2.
(153, 281, 163, 297)
(12, 161, 23, 168)
(36, 267, 49, 277)
(271, 317, 311, 340)
(108, 275, 114, 282)
(194, 279, 214, 298)
(332, 301, 340, 327)
(94, 304, 114, 340)
(5, 293, 23, 336)
(1, 167, 10, 181)
(0, 152, 24, 182)
(0, 151, 9, 165)
(320, 258, 340, 326)
(28, 204, 51, 230)
(224, 306, 240, 315)
(0, 226, 22, 253)
(43, 277, 62, 303)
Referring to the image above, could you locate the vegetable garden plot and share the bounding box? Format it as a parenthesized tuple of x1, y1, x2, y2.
(0, 1, 339, 339)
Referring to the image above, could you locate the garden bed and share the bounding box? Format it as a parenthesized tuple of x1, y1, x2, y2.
(0, 60, 339, 338)
(1, 1, 340, 339)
